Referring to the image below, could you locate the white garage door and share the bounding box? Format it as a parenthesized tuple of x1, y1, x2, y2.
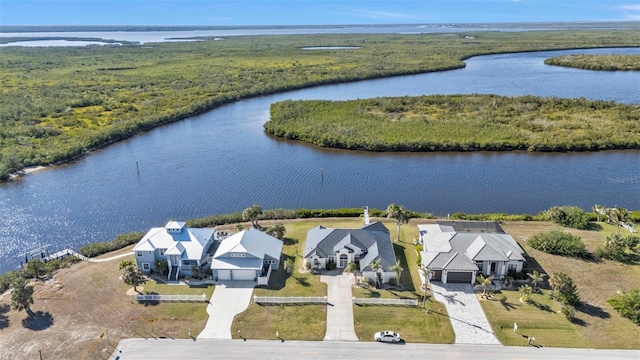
(233, 269, 256, 281)
(217, 270, 231, 280)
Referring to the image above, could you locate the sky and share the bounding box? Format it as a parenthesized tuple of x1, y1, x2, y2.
(1, 0, 640, 26)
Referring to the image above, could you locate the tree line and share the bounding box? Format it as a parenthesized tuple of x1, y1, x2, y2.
(544, 54, 640, 71)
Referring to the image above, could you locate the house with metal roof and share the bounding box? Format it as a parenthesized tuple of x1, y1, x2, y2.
(211, 228, 283, 285)
(133, 221, 215, 281)
(304, 221, 397, 285)
(418, 221, 524, 284)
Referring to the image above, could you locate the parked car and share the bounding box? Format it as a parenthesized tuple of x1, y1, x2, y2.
(374, 330, 401, 343)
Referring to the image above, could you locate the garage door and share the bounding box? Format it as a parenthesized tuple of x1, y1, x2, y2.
(217, 270, 231, 280)
(447, 271, 473, 283)
(232, 269, 256, 281)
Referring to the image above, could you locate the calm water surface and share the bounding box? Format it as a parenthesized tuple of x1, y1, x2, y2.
(1, 47, 639, 273)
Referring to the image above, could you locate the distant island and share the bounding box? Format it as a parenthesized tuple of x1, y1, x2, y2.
(544, 54, 640, 71)
(264, 95, 640, 152)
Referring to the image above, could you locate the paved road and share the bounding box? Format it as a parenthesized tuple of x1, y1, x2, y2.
(431, 282, 501, 345)
(197, 281, 255, 339)
(320, 271, 358, 341)
(116, 338, 640, 360)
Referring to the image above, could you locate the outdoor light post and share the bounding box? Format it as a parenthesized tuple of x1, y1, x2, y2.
(238, 329, 246, 341)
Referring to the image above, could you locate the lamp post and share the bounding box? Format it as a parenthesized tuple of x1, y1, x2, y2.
(238, 329, 246, 341)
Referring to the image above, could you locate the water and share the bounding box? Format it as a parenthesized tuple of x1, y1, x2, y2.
(1, 47, 639, 274)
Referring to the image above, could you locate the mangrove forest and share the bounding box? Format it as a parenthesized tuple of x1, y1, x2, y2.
(544, 54, 640, 71)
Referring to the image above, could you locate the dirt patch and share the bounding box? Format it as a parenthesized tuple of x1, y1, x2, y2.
(126, 287, 143, 296)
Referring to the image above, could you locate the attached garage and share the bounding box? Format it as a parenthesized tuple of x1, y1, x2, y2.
(217, 270, 231, 281)
(232, 269, 256, 281)
(431, 270, 442, 281)
(446, 271, 474, 284)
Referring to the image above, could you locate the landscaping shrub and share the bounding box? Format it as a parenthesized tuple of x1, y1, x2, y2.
(549, 272, 581, 306)
(607, 289, 640, 325)
(0, 271, 19, 294)
(79, 232, 145, 257)
(595, 234, 639, 263)
(545, 206, 590, 230)
(528, 230, 589, 259)
(561, 304, 576, 320)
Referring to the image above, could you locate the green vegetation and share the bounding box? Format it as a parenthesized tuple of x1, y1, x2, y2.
(10, 275, 34, 313)
(2, 30, 640, 180)
(595, 234, 640, 263)
(265, 94, 640, 152)
(549, 272, 581, 306)
(545, 54, 640, 71)
(79, 231, 145, 257)
(607, 289, 640, 325)
(546, 206, 591, 230)
(528, 230, 589, 259)
(119, 259, 146, 292)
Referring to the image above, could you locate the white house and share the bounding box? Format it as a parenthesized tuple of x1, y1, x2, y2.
(210, 228, 283, 285)
(132, 221, 215, 281)
(304, 221, 397, 285)
(418, 221, 525, 284)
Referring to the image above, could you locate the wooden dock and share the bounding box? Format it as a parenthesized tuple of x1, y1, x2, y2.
(42, 249, 89, 262)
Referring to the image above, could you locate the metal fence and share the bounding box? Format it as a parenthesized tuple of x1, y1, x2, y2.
(353, 297, 418, 306)
(135, 294, 208, 302)
(253, 296, 327, 304)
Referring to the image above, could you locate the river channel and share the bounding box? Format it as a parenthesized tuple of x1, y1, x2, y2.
(1, 47, 639, 273)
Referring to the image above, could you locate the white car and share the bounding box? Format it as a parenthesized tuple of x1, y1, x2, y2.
(374, 330, 401, 343)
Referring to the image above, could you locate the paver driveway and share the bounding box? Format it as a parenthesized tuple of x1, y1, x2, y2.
(197, 281, 255, 339)
(321, 271, 359, 341)
(430, 282, 501, 345)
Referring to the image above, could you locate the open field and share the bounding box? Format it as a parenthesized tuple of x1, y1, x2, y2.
(1, 218, 638, 359)
(2, 30, 640, 180)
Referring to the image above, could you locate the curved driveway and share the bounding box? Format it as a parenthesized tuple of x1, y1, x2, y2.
(197, 281, 255, 339)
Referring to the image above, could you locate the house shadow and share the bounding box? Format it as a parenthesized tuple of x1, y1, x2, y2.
(392, 243, 415, 292)
(22, 310, 54, 331)
(0, 303, 10, 329)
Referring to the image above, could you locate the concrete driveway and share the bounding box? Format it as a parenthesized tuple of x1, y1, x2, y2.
(321, 271, 359, 341)
(430, 282, 501, 345)
(197, 281, 255, 339)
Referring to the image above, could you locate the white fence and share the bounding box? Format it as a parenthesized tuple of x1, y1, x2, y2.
(253, 296, 327, 304)
(135, 294, 208, 302)
(353, 297, 418, 306)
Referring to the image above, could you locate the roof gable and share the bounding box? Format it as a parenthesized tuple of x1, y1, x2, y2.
(214, 228, 283, 260)
(133, 223, 214, 260)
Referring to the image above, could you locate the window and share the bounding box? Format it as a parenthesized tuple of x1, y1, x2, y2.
(231, 253, 246, 257)
(136, 251, 142, 257)
(475, 261, 483, 270)
(148, 251, 152, 255)
(508, 263, 518, 272)
(142, 263, 150, 271)
(265, 260, 276, 264)
(159, 249, 165, 256)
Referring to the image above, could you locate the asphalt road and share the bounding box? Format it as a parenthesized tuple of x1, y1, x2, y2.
(115, 339, 640, 360)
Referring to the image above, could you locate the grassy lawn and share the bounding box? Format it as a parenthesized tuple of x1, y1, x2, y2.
(231, 218, 455, 342)
(499, 221, 640, 349)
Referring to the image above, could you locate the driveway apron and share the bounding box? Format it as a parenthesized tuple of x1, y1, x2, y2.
(197, 281, 255, 339)
(321, 272, 359, 341)
(430, 283, 501, 345)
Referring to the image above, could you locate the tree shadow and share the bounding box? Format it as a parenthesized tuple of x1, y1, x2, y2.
(577, 302, 610, 319)
(586, 222, 603, 231)
(364, 288, 381, 298)
(141, 291, 160, 306)
(529, 300, 554, 313)
(498, 296, 518, 311)
(570, 317, 588, 326)
(293, 276, 310, 287)
(0, 303, 10, 329)
(22, 311, 54, 331)
(282, 237, 298, 246)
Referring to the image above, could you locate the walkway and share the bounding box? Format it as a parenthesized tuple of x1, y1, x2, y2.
(87, 252, 132, 263)
(320, 271, 358, 341)
(197, 281, 255, 339)
(430, 282, 501, 345)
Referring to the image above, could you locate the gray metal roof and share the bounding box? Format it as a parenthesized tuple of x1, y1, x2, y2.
(304, 221, 397, 271)
(436, 221, 505, 234)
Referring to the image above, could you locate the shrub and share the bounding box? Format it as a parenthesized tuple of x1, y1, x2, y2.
(607, 289, 640, 325)
(265, 223, 286, 240)
(388, 277, 397, 286)
(79, 231, 145, 257)
(546, 206, 590, 230)
(549, 272, 581, 306)
(595, 234, 639, 263)
(0, 271, 20, 294)
(528, 230, 589, 259)
(561, 304, 576, 320)
(326, 261, 336, 271)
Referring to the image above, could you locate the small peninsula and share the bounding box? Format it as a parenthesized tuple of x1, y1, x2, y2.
(544, 54, 640, 71)
(264, 95, 640, 152)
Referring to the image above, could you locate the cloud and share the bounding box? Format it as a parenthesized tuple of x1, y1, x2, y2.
(618, 4, 640, 11)
(346, 8, 418, 21)
(618, 4, 640, 20)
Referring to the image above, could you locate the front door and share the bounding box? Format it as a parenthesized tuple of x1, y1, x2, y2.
(490, 262, 496, 273)
(340, 254, 348, 267)
(173, 256, 179, 266)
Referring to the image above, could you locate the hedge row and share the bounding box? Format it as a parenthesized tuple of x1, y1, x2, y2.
(79, 232, 146, 257)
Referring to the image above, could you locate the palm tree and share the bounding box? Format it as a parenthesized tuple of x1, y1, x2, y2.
(527, 269, 547, 292)
(242, 204, 263, 229)
(119, 259, 146, 293)
(421, 265, 434, 308)
(386, 203, 409, 242)
(610, 205, 632, 236)
(476, 274, 494, 298)
(344, 262, 357, 273)
(592, 204, 605, 222)
(389, 261, 404, 288)
(519, 284, 532, 303)
(549, 271, 571, 300)
(370, 259, 382, 287)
